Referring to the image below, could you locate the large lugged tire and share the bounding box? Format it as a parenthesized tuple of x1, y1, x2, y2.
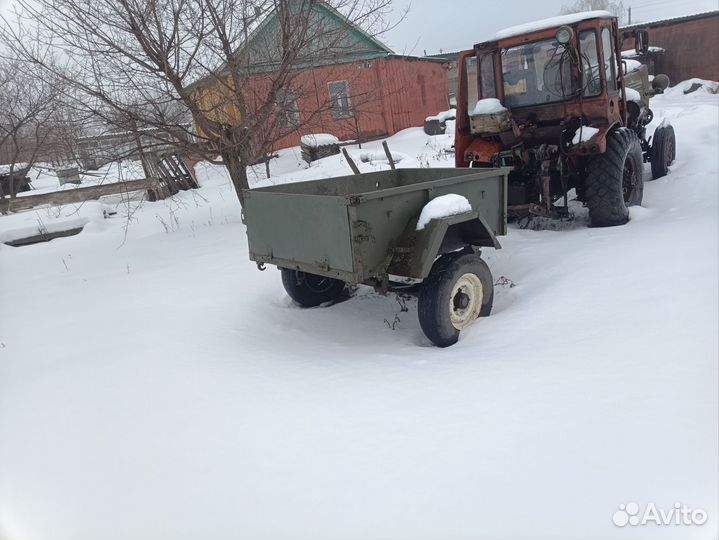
(584, 128, 644, 227)
(418, 253, 494, 348)
(651, 124, 676, 179)
(281, 269, 345, 307)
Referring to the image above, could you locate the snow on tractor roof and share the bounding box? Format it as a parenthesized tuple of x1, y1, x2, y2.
(488, 10, 613, 42)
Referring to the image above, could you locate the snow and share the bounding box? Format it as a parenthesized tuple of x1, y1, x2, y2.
(0, 80, 717, 539)
(0, 202, 108, 244)
(425, 110, 456, 123)
(300, 133, 340, 147)
(472, 97, 507, 115)
(0, 162, 29, 175)
(359, 150, 407, 164)
(621, 46, 665, 58)
(572, 125, 600, 144)
(674, 78, 719, 95)
(624, 87, 642, 102)
(415, 194, 472, 230)
(623, 58, 642, 74)
(490, 11, 613, 41)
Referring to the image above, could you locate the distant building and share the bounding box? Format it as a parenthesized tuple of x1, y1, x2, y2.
(621, 11, 719, 84)
(189, 1, 449, 150)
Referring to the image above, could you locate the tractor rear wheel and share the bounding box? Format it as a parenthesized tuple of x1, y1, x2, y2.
(651, 124, 676, 179)
(584, 128, 644, 227)
(418, 253, 494, 348)
(281, 269, 345, 307)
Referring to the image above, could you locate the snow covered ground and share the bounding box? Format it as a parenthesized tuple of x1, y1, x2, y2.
(0, 84, 717, 539)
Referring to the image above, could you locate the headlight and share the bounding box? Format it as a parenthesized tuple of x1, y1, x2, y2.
(556, 25, 574, 45)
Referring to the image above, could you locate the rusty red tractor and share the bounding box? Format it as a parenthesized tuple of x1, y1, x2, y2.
(455, 11, 676, 226)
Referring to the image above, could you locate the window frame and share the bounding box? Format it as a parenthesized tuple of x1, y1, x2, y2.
(276, 88, 301, 129)
(579, 28, 602, 98)
(479, 53, 497, 100)
(601, 26, 618, 93)
(327, 80, 353, 119)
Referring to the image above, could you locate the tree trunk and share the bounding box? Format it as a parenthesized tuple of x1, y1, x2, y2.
(221, 150, 249, 207)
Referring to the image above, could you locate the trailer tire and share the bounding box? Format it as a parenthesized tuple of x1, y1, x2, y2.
(418, 253, 493, 348)
(650, 124, 675, 179)
(585, 128, 644, 227)
(281, 269, 345, 307)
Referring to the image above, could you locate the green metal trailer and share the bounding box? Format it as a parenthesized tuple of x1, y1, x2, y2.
(243, 167, 510, 347)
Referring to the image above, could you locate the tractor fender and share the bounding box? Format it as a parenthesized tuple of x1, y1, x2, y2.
(568, 122, 620, 157)
(387, 211, 501, 280)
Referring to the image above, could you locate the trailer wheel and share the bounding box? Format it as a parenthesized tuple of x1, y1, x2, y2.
(584, 128, 644, 227)
(281, 269, 345, 307)
(651, 124, 675, 179)
(418, 253, 494, 348)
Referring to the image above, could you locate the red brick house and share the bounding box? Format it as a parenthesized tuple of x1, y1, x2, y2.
(190, 1, 449, 150)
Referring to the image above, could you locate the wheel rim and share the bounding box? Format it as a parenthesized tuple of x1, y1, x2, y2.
(622, 155, 637, 202)
(449, 273, 484, 330)
(296, 272, 336, 294)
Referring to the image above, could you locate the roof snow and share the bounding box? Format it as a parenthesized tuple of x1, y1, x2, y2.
(489, 11, 613, 41)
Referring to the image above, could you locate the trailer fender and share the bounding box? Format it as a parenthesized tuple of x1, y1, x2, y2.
(387, 210, 501, 280)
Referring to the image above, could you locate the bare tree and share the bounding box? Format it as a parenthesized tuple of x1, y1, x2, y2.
(561, 0, 626, 24)
(0, 56, 64, 199)
(1, 0, 402, 206)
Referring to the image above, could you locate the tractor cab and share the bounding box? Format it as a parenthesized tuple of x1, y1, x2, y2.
(456, 11, 629, 166)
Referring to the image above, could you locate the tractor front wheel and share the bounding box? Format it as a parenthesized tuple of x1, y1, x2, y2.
(584, 128, 644, 227)
(651, 124, 676, 179)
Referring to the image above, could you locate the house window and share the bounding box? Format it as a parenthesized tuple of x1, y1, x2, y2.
(276, 89, 300, 128)
(328, 80, 352, 119)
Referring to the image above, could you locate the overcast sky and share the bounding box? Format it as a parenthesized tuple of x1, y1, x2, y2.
(0, 0, 716, 55)
(383, 0, 718, 55)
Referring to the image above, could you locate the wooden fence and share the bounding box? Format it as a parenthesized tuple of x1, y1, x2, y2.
(0, 178, 158, 214)
(1, 153, 200, 214)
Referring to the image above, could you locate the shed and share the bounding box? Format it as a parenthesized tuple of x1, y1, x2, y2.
(621, 11, 719, 83)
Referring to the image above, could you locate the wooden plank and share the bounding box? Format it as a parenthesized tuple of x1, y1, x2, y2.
(0, 178, 157, 214)
(341, 148, 361, 175)
(4, 226, 85, 247)
(382, 141, 396, 170)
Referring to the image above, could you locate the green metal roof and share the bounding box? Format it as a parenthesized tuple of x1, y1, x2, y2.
(191, 1, 394, 88)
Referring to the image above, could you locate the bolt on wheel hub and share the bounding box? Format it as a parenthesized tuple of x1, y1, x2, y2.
(449, 273, 484, 330)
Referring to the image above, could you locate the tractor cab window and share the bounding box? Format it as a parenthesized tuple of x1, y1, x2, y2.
(501, 39, 573, 107)
(580, 30, 601, 97)
(479, 54, 497, 99)
(464, 55, 479, 113)
(601, 27, 618, 92)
